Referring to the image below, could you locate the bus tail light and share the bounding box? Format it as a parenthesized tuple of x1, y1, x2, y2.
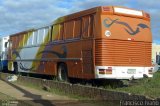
(106, 67, 112, 74)
(102, 6, 113, 14)
(143, 12, 150, 20)
(99, 67, 112, 74)
(144, 12, 150, 19)
(99, 69, 105, 74)
(102, 7, 110, 12)
(148, 68, 153, 74)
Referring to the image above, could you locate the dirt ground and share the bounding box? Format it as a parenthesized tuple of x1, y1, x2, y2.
(0, 79, 108, 106)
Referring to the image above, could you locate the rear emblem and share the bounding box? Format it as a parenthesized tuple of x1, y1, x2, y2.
(105, 30, 111, 37)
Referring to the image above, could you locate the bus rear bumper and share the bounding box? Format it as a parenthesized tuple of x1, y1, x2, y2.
(95, 66, 153, 80)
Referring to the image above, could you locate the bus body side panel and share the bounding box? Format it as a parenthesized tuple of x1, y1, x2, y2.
(8, 37, 95, 79)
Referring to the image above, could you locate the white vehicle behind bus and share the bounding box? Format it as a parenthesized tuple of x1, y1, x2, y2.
(0, 36, 9, 71)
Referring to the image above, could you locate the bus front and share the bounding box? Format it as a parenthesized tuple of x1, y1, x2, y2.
(95, 6, 153, 80)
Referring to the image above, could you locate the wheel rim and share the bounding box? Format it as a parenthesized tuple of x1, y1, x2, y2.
(58, 64, 67, 81)
(58, 67, 62, 81)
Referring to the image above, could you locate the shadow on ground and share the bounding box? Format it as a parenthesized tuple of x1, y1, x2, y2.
(0, 78, 55, 106)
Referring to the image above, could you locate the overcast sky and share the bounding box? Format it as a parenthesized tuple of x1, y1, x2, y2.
(0, 0, 159, 43)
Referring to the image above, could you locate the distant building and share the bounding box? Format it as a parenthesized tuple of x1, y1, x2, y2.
(152, 43, 160, 63)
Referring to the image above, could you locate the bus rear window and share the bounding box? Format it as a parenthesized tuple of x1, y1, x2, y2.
(114, 7, 143, 16)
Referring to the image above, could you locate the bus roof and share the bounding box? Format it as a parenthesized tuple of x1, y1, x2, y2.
(52, 6, 150, 25)
(9, 6, 150, 37)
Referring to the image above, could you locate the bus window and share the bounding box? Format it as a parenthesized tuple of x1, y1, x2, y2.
(74, 18, 82, 38)
(9, 40, 12, 48)
(65, 21, 74, 39)
(89, 15, 94, 37)
(82, 15, 94, 38)
(44, 27, 50, 43)
(14, 36, 18, 48)
(18, 34, 23, 48)
(59, 24, 64, 40)
(37, 29, 44, 44)
(82, 16, 89, 38)
(22, 34, 26, 47)
(26, 33, 30, 46)
(52, 24, 59, 41)
(33, 30, 38, 45)
(27, 31, 33, 46)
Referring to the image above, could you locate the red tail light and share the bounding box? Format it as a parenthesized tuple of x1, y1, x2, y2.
(106, 67, 112, 74)
(99, 67, 112, 74)
(99, 69, 105, 74)
(102, 7, 110, 11)
(145, 13, 150, 18)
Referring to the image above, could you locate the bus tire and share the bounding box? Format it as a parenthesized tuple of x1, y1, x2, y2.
(0, 63, 3, 72)
(13, 62, 18, 74)
(57, 63, 68, 82)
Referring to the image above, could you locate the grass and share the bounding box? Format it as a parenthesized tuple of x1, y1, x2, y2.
(5, 71, 160, 101)
(13, 81, 111, 106)
(14, 81, 90, 101)
(15, 72, 160, 99)
(111, 71, 160, 99)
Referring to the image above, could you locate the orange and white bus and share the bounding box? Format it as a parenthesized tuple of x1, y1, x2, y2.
(7, 6, 153, 81)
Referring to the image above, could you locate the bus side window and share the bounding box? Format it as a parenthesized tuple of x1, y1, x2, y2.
(89, 15, 94, 37)
(74, 18, 82, 38)
(12, 36, 16, 49)
(23, 34, 26, 47)
(33, 30, 38, 45)
(26, 32, 30, 46)
(18, 34, 23, 48)
(27, 31, 34, 46)
(9, 40, 12, 48)
(51, 24, 64, 42)
(65, 21, 74, 39)
(44, 27, 50, 43)
(82, 15, 94, 38)
(59, 24, 64, 41)
(37, 29, 44, 44)
(52, 24, 59, 41)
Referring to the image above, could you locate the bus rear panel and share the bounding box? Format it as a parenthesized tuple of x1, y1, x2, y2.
(95, 6, 153, 80)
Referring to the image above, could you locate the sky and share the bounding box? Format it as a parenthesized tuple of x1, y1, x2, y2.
(0, 0, 159, 43)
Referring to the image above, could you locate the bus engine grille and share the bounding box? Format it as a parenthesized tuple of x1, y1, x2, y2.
(95, 39, 151, 66)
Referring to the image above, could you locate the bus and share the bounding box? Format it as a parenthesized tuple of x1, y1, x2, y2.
(0, 36, 9, 71)
(7, 6, 153, 81)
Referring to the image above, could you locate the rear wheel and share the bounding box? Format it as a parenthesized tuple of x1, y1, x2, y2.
(57, 63, 68, 82)
(13, 62, 18, 74)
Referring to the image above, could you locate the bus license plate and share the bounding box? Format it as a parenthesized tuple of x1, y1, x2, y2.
(127, 69, 136, 74)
